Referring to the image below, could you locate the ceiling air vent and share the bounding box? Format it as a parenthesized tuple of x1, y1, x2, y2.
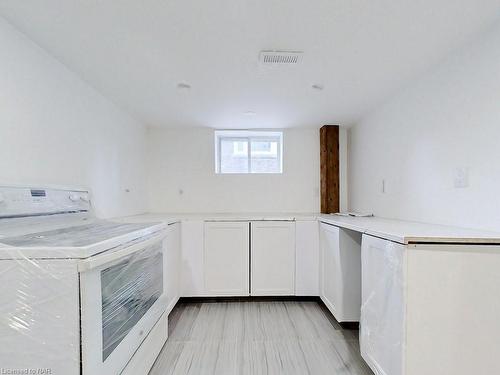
(259, 50, 303, 65)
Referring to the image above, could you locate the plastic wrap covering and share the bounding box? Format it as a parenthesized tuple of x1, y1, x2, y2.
(0, 186, 168, 375)
(1, 221, 154, 248)
(80, 237, 167, 375)
(101, 245, 163, 360)
(360, 235, 406, 375)
(0, 236, 166, 375)
(0, 251, 80, 375)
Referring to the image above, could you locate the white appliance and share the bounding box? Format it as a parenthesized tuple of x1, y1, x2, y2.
(0, 186, 168, 375)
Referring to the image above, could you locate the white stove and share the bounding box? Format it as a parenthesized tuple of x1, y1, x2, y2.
(0, 186, 169, 375)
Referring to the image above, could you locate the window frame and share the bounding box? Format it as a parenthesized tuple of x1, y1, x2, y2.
(215, 130, 283, 174)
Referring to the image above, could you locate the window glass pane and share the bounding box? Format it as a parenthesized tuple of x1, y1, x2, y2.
(250, 139, 280, 173)
(251, 141, 272, 152)
(220, 138, 248, 173)
(215, 131, 282, 174)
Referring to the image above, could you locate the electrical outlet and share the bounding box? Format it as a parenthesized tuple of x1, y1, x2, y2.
(454, 167, 469, 188)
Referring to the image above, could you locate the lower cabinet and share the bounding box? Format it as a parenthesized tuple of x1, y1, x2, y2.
(196, 220, 297, 297)
(251, 221, 296, 296)
(295, 220, 320, 296)
(165, 222, 181, 313)
(204, 222, 250, 296)
(360, 234, 405, 375)
(319, 222, 362, 322)
(360, 234, 500, 375)
(181, 220, 205, 297)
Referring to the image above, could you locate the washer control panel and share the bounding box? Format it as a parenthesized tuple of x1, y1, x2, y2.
(0, 186, 91, 218)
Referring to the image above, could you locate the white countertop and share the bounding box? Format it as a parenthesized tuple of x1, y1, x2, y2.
(117, 212, 318, 224)
(318, 214, 500, 245)
(116, 212, 500, 245)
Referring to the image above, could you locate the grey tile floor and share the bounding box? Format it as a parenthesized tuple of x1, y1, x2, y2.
(149, 301, 373, 375)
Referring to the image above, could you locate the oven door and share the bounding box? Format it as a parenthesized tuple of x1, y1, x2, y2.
(79, 232, 167, 375)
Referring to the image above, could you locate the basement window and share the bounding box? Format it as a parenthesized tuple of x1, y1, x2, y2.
(215, 130, 283, 174)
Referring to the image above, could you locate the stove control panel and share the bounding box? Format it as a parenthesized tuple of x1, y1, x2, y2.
(0, 186, 91, 218)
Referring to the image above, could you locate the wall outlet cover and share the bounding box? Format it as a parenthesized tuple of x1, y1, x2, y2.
(454, 167, 469, 188)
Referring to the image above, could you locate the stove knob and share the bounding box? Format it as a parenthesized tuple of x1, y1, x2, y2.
(69, 193, 80, 202)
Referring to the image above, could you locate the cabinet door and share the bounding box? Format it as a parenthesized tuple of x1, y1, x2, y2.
(360, 234, 405, 375)
(204, 222, 250, 296)
(295, 220, 320, 296)
(320, 223, 341, 316)
(181, 220, 205, 297)
(251, 221, 295, 296)
(166, 222, 181, 314)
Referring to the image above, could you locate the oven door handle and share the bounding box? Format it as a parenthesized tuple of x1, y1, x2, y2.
(78, 231, 166, 272)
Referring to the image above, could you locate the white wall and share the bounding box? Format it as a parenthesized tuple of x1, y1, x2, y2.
(0, 18, 147, 218)
(349, 21, 500, 231)
(147, 127, 321, 213)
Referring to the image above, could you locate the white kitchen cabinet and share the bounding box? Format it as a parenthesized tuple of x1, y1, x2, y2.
(319, 222, 362, 322)
(360, 233, 500, 375)
(181, 220, 205, 296)
(165, 222, 181, 313)
(204, 222, 250, 296)
(360, 234, 405, 375)
(295, 220, 320, 295)
(251, 221, 295, 296)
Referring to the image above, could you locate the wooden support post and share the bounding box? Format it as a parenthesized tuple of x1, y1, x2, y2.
(320, 125, 340, 214)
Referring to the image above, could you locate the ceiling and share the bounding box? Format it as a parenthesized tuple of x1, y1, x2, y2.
(1, 1, 499, 129)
